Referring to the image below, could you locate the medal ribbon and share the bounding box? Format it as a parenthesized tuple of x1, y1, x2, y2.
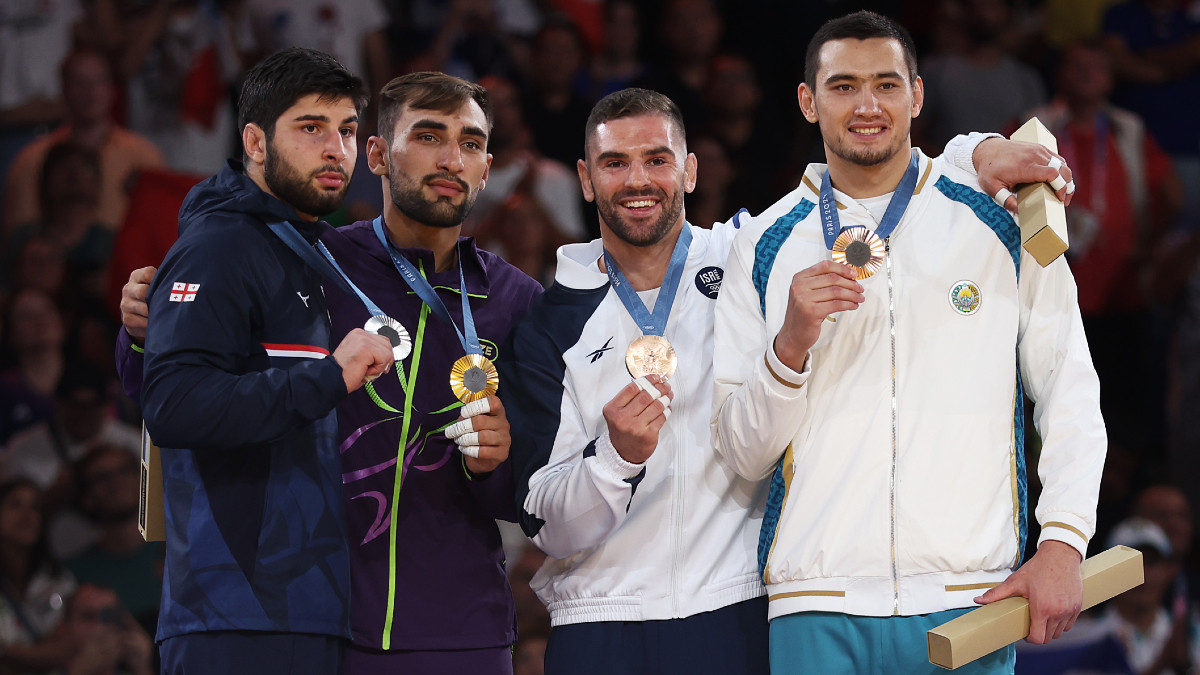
(266, 221, 386, 317)
(819, 150, 920, 250)
(372, 216, 482, 357)
(602, 223, 693, 336)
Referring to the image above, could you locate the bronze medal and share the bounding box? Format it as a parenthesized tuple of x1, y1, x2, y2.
(625, 335, 677, 381)
(450, 354, 499, 403)
(831, 225, 885, 280)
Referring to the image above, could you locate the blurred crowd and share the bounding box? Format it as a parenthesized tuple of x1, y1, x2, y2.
(1, 0, 1198, 672)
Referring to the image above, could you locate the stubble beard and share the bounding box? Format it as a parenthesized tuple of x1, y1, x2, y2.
(596, 185, 684, 247)
(389, 171, 476, 229)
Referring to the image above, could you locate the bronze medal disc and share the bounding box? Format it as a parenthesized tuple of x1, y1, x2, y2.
(450, 354, 499, 403)
(625, 335, 677, 381)
(831, 225, 886, 280)
(364, 315, 412, 361)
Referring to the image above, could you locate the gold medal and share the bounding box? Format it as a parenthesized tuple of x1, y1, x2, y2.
(450, 354, 499, 403)
(831, 225, 885, 280)
(625, 335, 677, 380)
(364, 315, 412, 361)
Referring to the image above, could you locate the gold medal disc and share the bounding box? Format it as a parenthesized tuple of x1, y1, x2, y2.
(831, 225, 885, 280)
(450, 354, 499, 403)
(364, 315, 412, 361)
(625, 335, 677, 381)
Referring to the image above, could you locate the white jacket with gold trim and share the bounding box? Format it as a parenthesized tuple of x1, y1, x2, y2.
(710, 148, 1106, 621)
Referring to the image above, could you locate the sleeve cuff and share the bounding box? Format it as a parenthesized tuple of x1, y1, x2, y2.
(947, 131, 1004, 177)
(764, 341, 810, 394)
(594, 429, 645, 480)
(1037, 513, 1092, 559)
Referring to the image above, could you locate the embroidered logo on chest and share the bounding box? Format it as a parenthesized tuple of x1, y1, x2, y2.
(948, 280, 982, 315)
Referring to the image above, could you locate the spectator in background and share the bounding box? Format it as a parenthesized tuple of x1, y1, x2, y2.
(468, 75, 586, 284)
(1101, 518, 1200, 674)
(408, 0, 522, 83)
(245, 0, 391, 96)
(1133, 484, 1199, 608)
(4, 143, 112, 303)
(917, 0, 1046, 149)
(0, 478, 77, 674)
(57, 583, 153, 675)
(3, 49, 165, 236)
(637, 0, 723, 127)
(684, 135, 734, 230)
(1025, 40, 1182, 446)
(576, 0, 646, 102)
(118, 0, 250, 175)
(523, 17, 592, 168)
(1102, 0, 1200, 233)
(0, 291, 66, 447)
(1, 362, 140, 559)
(64, 446, 163, 636)
(699, 53, 785, 215)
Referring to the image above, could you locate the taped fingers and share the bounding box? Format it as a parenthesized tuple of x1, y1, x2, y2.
(1047, 156, 1063, 171)
(460, 398, 491, 418)
(445, 418, 474, 439)
(459, 445, 481, 458)
(1049, 174, 1067, 191)
(455, 432, 481, 447)
(992, 187, 1014, 210)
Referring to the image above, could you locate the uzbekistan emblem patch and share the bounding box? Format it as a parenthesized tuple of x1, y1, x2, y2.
(948, 280, 981, 315)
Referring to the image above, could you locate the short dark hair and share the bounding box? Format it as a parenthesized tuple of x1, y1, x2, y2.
(237, 48, 369, 143)
(376, 72, 493, 144)
(38, 141, 99, 214)
(584, 88, 686, 158)
(804, 11, 918, 88)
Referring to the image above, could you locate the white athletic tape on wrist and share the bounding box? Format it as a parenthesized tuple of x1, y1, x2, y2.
(1049, 174, 1067, 191)
(460, 398, 491, 418)
(992, 187, 1014, 209)
(445, 418, 474, 439)
(456, 432, 481, 447)
(459, 445, 480, 458)
(1047, 156, 1063, 171)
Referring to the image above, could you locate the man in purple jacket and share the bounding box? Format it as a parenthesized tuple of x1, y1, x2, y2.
(119, 72, 543, 673)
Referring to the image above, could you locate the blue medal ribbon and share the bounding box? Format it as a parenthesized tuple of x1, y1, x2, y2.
(819, 150, 920, 250)
(266, 221, 387, 317)
(371, 216, 482, 356)
(602, 224, 693, 337)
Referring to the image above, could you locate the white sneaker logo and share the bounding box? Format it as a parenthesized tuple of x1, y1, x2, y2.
(298, 292, 310, 307)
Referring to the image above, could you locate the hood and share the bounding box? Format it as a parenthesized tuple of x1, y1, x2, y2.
(178, 160, 319, 240)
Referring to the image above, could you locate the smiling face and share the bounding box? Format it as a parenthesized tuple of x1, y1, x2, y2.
(578, 113, 697, 247)
(370, 100, 492, 229)
(799, 37, 923, 172)
(248, 93, 359, 220)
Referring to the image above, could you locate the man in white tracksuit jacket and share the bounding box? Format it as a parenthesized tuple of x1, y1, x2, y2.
(504, 83, 1085, 673)
(711, 11, 1106, 675)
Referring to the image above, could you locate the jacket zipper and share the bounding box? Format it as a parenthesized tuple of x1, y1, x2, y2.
(886, 237, 900, 616)
(670, 372, 685, 615)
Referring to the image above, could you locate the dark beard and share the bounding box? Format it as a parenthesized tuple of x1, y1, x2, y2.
(595, 186, 683, 247)
(389, 171, 476, 229)
(264, 149, 348, 217)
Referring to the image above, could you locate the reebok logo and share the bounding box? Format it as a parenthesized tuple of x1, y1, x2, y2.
(587, 337, 614, 363)
(297, 292, 310, 307)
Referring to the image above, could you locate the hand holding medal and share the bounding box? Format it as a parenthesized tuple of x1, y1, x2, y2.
(602, 375, 673, 464)
(444, 396, 510, 472)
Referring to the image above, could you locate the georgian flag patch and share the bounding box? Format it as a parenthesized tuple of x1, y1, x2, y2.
(169, 282, 200, 302)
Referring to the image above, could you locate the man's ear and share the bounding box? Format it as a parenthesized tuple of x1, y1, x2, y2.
(367, 136, 389, 176)
(577, 159, 595, 203)
(683, 152, 698, 193)
(798, 83, 819, 124)
(243, 123, 267, 165)
(911, 75, 924, 118)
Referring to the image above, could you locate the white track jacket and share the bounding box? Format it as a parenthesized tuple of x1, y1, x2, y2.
(711, 149, 1106, 621)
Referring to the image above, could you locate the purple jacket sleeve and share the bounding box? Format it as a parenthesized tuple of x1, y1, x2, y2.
(465, 457, 517, 522)
(115, 328, 145, 407)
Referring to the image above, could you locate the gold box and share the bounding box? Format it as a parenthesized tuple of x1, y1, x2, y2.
(927, 546, 1144, 670)
(1010, 117, 1069, 267)
(138, 424, 165, 542)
